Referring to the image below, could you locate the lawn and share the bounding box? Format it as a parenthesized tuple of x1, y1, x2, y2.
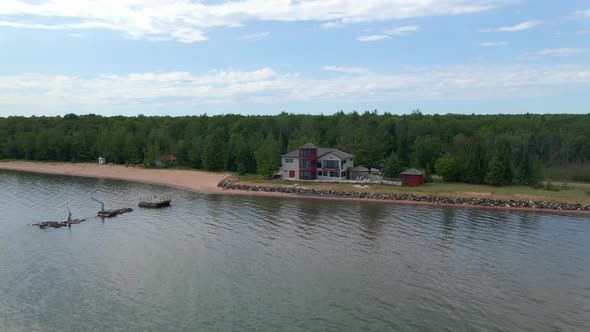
(237, 176, 590, 204)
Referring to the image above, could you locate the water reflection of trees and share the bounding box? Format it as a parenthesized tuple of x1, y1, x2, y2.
(440, 207, 456, 242)
(358, 203, 388, 240)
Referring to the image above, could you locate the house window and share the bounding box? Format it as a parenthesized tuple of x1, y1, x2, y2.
(300, 171, 309, 179)
(329, 171, 340, 177)
(317, 171, 323, 176)
(300, 150, 309, 157)
(341, 160, 346, 168)
(323, 160, 339, 169)
(316, 161, 322, 168)
(284, 158, 293, 163)
(341, 171, 346, 178)
(300, 160, 310, 169)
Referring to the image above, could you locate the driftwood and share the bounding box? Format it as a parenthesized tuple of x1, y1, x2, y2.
(33, 218, 87, 229)
(97, 208, 133, 217)
(138, 194, 172, 208)
(92, 197, 133, 217)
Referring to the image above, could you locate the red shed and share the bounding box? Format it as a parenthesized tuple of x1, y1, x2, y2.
(400, 168, 425, 187)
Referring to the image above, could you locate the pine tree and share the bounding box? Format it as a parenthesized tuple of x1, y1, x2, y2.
(202, 135, 225, 171)
(255, 136, 281, 175)
(485, 155, 506, 186)
(382, 152, 402, 178)
(515, 151, 542, 185)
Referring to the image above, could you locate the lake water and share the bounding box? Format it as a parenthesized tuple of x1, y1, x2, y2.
(1, 170, 589, 331)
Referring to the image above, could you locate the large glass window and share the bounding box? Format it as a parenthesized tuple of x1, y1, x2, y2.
(317, 171, 323, 176)
(284, 158, 293, 163)
(300, 150, 309, 157)
(329, 171, 340, 177)
(300, 171, 309, 179)
(300, 160, 310, 169)
(323, 160, 339, 169)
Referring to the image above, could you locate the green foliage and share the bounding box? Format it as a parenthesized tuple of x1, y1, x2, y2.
(485, 155, 510, 186)
(435, 154, 463, 182)
(0, 113, 588, 182)
(411, 135, 442, 172)
(543, 181, 560, 192)
(382, 153, 402, 178)
(515, 151, 543, 186)
(255, 136, 281, 175)
(202, 135, 226, 171)
(424, 163, 433, 183)
(484, 159, 503, 186)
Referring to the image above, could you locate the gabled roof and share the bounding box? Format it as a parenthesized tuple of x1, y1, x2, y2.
(400, 168, 425, 176)
(299, 143, 316, 149)
(317, 148, 354, 159)
(281, 146, 354, 159)
(350, 166, 369, 172)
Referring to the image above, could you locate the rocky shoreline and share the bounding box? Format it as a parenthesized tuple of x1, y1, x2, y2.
(218, 177, 589, 212)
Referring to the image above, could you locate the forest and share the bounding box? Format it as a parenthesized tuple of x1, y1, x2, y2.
(1, 111, 589, 185)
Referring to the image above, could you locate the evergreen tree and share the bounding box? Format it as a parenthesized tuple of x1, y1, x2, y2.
(515, 151, 542, 185)
(236, 142, 256, 175)
(255, 136, 281, 175)
(435, 154, 463, 182)
(202, 135, 226, 171)
(484, 155, 507, 186)
(382, 153, 402, 178)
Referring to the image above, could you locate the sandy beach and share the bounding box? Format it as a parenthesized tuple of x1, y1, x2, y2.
(0, 161, 587, 215)
(0, 161, 229, 194)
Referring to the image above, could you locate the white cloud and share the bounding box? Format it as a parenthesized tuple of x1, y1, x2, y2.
(323, 66, 368, 74)
(577, 30, 590, 35)
(477, 41, 509, 47)
(0, 0, 509, 43)
(520, 48, 590, 60)
(574, 9, 590, 18)
(536, 48, 589, 56)
(1, 64, 589, 113)
(384, 25, 420, 35)
(321, 22, 342, 29)
(357, 25, 419, 41)
(481, 20, 540, 32)
(357, 34, 390, 42)
(237, 32, 271, 41)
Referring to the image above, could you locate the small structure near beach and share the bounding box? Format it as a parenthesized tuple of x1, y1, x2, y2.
(98, 157, 106, 165)
(400, 168, 425, 187)
(155, 155, 177, 168)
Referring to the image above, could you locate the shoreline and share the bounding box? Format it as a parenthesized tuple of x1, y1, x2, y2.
(0, 161, 588, 216)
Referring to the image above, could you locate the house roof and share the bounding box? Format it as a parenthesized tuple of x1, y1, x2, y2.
(400, 168, 425, 176)
(350, 166, 369, 172)
(299, 143, 316, 149)
(281, 146, 354, 159)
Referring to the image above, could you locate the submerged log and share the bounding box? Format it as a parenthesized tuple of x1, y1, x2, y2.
(97, 207, 133, 217)
(138, 194, 172, 208)
(33, 218, 87, 229)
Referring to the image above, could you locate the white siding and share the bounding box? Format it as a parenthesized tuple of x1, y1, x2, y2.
(281, 157, 298, 178)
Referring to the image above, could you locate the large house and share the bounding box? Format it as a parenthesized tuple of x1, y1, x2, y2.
(281, 143, 354, 181)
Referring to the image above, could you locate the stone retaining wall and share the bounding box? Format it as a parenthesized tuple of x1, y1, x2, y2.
(218, 177, 589, 212)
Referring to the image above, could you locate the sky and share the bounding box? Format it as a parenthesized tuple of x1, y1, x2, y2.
(0, 0, 589, 117)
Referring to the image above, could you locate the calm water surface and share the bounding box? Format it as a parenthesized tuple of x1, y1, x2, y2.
(0, 171, 589, 331)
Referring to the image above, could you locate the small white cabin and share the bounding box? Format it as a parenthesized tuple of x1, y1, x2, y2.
(98, 157, 106, 165)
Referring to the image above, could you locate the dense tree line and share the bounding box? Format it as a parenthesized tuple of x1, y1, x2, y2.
(1, 112, 588, 184)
